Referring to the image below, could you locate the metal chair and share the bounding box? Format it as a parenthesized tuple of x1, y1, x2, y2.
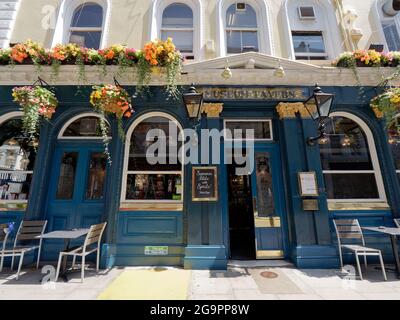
(333, 219, 387, 281)
(55, 222, 107, 282)
(394, 218, 400, 228)
(0, 223, 11, 273)
(9, 220, 48, 278)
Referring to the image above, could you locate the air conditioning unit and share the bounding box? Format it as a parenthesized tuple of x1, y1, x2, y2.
(236, 3, 246, 12)
(298, 6, 316, 20)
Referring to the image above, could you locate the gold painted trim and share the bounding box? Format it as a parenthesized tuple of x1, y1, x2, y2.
(254, 217, 281, 228)
(256, 250, 284, 259)
(120, 203, 183, 211)
(328, 202, 390, 211)
(0, 203, 27, 211)
(371, 106, 384, 119)
(276, 102, 311, 119)
(202, 103, 224, 118)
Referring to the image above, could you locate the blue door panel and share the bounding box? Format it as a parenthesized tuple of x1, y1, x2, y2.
(255, 227, 282, 250)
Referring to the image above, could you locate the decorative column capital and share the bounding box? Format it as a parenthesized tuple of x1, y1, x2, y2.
(276, 102, 310, 119)
(202, 103, 224, 118)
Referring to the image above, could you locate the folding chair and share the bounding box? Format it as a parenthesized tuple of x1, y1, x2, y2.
(55, 222, 107, 282)
(0, 223, 11, 273)
(394, 218, 400, 228)
(333, 219, 387, 281)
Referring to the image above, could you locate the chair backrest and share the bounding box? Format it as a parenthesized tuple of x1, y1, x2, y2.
(394, 218, 400, 228)
(333, 219, 365, 247)
(83, 222, 107, 252)
(15, 220, 47, 245)
(0, 223, 10, 251)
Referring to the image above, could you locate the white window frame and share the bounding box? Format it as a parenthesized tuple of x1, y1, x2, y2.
(223, 119, 274, 141)
(160, 3, 194, 58)
(282, 0, 341, 60)
(58, 112, 111, 140)
(121, 112, 184, 204)
(374, 0, 400, 52)
(51, 0, 111, 49)
(150, 0, 203, 61)
(322, 112, 387, 204)
(0, 111, 32, 204)
(217, 0, 273, 57)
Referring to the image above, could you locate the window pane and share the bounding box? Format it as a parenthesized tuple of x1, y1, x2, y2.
(0, 172, 32, 201)
(320, 117, 374, 171)
(324, 173, 379, 199)
(225, 121, 272, 140)
(0, 118, 36, 170)
(63, 117, 108, 137)
(227, 30, 258, 53)
(226, 4, 257, 28)
(85, 152, 107, 200)
(292, 32, 326, 54)
(162, 3, 193, 28)
(125, 174, 182, 201)
(161, 30, 193, 53)
(71, 4, 103, 28)
(56, 152, 78, 200)
(255, 152, 275, 217)
(128, 117, 182, 171)
(382, 23, 400, 51)
(69, 31, 102, 49)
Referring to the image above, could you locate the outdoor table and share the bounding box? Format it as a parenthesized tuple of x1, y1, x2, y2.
(37, 229, 89, 281)
(362, 227, 400, 279)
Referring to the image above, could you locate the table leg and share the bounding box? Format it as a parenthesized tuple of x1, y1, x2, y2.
(59, 239, 71, 282)
(390, 235, 400, 279)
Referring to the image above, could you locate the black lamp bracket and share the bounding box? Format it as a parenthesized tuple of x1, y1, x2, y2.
(32, 76, 50, 87)
(307, 120, 327, 146)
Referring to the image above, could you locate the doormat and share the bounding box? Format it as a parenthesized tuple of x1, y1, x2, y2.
(97, 268, 191, 300)
(249, 268, 303, 294)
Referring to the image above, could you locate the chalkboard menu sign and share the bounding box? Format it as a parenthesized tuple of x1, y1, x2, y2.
(192, 167, 218, 201)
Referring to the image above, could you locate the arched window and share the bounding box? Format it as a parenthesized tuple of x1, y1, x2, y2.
(161, 3, 194, 59)
(122, 113, 183, 202)
(0, 113, 37, 203)
(225, 3, 259, 54)
(69, 3, 104, 49)
(387, 116, 400, 178)
(377, 0, 400, 51)
(319, 113, 386, 202)
(283, 0, 342, 60)
(58, 113, 110, 139)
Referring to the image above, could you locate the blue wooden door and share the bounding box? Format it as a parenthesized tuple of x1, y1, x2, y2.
(46, 145, 107, 231)
(250, 144, 286, 259)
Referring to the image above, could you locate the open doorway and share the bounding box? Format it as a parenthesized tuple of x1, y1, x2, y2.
(227, 164, 256, 260)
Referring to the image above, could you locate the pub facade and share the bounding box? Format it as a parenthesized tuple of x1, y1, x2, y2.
(0, 0, 400, 270)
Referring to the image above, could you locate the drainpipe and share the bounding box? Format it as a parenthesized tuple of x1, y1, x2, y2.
(383, 0, 400, 16)
(333, 0, 355, 51)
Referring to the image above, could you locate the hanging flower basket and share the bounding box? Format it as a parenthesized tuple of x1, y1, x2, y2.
(136, 38, 183, 98)
(370, 88, 400, 125)
(12, 86, 58, 140)
(90, 84, 134, 164)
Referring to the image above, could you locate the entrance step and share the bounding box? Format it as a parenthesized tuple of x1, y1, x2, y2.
(228, 260, 294, 268)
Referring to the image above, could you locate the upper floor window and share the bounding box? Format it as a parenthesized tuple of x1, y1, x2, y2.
(226, 3, 259, 54)
(161, 3, 194, 59)
(284, 1, 341, 60)
(292, 31, 327, 60)
(382, 22, 400, 51)
(69, 3, 104, 49)
(319, 113, 386, 202)
(378, 0, 400, 51)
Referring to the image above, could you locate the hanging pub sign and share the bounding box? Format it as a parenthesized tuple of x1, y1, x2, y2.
(192, 167, 218, 202)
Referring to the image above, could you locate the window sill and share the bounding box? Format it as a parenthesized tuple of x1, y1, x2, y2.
(328, 202, 390, 211)
(120, 202, 183, 211)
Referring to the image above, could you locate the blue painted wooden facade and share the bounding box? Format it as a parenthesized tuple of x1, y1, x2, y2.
(0, 84, 398, 270)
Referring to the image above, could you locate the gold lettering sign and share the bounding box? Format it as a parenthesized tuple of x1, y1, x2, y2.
(198, 87, 308, 101)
